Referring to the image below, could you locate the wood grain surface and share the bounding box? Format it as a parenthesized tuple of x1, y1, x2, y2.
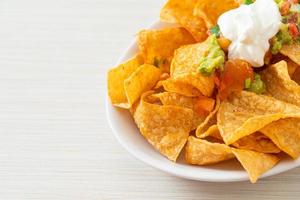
(0, 0, 299, 199)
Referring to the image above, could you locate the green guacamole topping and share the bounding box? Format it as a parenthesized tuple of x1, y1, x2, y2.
(245, 73, 266, 94)
(271, 24, 293, 54)
(198, 35, 225, 76)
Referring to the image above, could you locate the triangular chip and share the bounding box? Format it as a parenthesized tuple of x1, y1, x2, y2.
(196, 97, 220, 137)
(217, 91, 300, 145)
(194, 0, 239, 28)
(198, 125, 280, 154)
(232, 132, 280, 154)
(138, 27, 195, 73)
(162, 78, 202, 97)
(185, 136, 234, 165)
(293, 66, 300, 85)
(261, 61, 300, 107)
(170, 42, 215, 97)
(134, 92, 193, 161)
(280, 44, 300, 66)
(153, 92, 209, 130)
(160, 0, 208, 41)
(186, 137, 279, 183)
(232, 148, 280, 183)
(124, 64, 161, 107)
(107, 55, 144, 108)
(260, 118, 300, 159)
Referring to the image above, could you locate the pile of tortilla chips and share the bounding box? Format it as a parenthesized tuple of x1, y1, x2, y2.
(107, 0, 300, 183)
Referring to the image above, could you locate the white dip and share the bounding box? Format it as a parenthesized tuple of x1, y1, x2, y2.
(217, 0, 281, 67)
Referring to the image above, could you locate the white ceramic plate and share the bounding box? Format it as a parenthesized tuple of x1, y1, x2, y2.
(106, 21, 300, 182)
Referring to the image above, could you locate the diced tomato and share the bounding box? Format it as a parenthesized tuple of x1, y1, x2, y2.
(281, 1, 291, 16)
(289, 0, 298, 4)
(289, 23, 299, 38)
(218, 59, 254, 100)
(194, 96, 216, 116)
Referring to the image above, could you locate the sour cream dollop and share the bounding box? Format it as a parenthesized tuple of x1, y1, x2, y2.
(217, 0, 281, 67)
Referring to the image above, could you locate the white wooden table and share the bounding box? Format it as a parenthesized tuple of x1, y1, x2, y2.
(0, 0, 299, 199)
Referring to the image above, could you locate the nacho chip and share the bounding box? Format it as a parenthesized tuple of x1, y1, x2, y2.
(261, 61, 300, 107)
(124, 64, 161, 107)
(185, 136, 234, 165)
(198, 125, 280, 153)
(280, 44, 300, 66)
(197, 124, 223, 140)
(194, 0, 239, 28)
(232, 148, 280, 183)
(287, 58, 299, 77)
(260, 118, 300, 159)
(107, 55, 144, 108)
(138, 27, 195, 73)
(134, 91, 193, 161)
(160, 0, 208, 41)
(154, 92, 210, 130)
(217, 91, 300, 145)
(162, 79, 202, 97)
(171, 42, 215, 97)
(293, 66, 300, 85)
(196, 97, 220, 137)
(186, 137, 279, 183)
(232, 132, 281, 154)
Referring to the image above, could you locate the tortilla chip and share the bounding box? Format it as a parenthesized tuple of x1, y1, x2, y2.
(196, 97, 220, 137)
(107, 55, 144, 108)
(153, 92, 208, 130)
(138, 27, 195, 73)
(194, 0, 239, 28)
(185, 136, 234, 165)
(287, 58, 299, 77)
(124, 64, 161, 107)
(197, 124, 223, 140)
(261, 61, 300, 107)
(232, 149, 280, 183)
(232, 132, 281, 154)
(260, 118, 300, 159)
(186, 137, 279, 183)
(292, 66, 300, 85)
(134, 91, 193, 161)
(170, 42, 215, 97)
(198, 125, 280, 154)
(280, 44, 300, 66)
(217, 91, 300, 145)
(160, 0, 208, 41)
(162, 79, 202, 97)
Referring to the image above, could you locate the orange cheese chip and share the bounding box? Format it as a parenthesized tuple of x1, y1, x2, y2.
(124, 64, 161, 107)
(217, 91, 300, 145)
(160, 0, 208, 41)
(232, 148, 279, 183)
(162, 79, 202, 97)
(134, 91, 193, 161)
(261, 61, 300, 107)
(196, 97, 220, 137)
(280, 44, 300, 66)
(171, 42, 215, 97)
(107, 55, 144, 108)
(186, 137, 279, 183)
(153, 92, 208, 130)
(194, 0, 239, 28)
(138, 27, 195, 73)
(260, 118, 300, 159)
(185, 136, 234, 165)
(198, 125, 280, 154)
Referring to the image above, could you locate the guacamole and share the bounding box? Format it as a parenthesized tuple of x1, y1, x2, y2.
(198, 35, 225, 76)
(245, 73, 266, 94)
(271, 0, 300, 54)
